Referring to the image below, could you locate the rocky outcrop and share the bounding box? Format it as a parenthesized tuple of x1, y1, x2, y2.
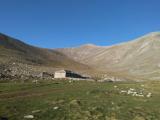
(0, 62, 54, 80)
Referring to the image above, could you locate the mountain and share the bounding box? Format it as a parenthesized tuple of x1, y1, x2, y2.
(0, 33, 92, 76)
(1, 32, 160, 81)
(57, 32, 160, 80)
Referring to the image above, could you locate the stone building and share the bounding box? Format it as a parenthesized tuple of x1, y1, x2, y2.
(54, 70, 66, 78)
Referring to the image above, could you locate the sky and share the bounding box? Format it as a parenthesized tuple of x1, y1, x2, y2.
(0, 0, 160, 48)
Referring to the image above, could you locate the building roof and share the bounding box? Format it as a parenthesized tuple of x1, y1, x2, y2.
(54, 70, 66, 73)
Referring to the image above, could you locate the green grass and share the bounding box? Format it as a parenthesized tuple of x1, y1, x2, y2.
(0, 80, 160, 120)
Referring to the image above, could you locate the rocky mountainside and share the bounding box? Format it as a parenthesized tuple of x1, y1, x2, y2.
(0, 33, 92, 80)
(1, 32, 160, 81)
(57, 32, 160, 80)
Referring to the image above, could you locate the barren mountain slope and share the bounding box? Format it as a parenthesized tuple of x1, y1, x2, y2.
(57, 32, 160, 80)
(0, 33, 92, 73)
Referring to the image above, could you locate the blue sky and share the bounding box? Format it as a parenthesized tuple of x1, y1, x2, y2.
(0, 0, 160, 48)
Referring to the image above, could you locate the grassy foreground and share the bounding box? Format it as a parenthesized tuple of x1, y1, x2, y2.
(0, 80, 160, 120)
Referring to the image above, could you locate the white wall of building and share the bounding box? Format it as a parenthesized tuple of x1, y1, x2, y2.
(54, 72, 66, 78)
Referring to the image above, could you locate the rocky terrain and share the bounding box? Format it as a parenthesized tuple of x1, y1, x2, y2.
(0, 33, 93, 80)
(1, 32, 160, 81)
(57, 32, 160, 81)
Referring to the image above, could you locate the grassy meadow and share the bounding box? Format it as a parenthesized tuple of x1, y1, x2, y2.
(0, 80, 160, 120)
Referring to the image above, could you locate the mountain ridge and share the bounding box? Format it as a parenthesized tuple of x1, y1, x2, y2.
(1, 32, 160, 80)
(57, 32, 160, 80)
(0, 33, 93, 77)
